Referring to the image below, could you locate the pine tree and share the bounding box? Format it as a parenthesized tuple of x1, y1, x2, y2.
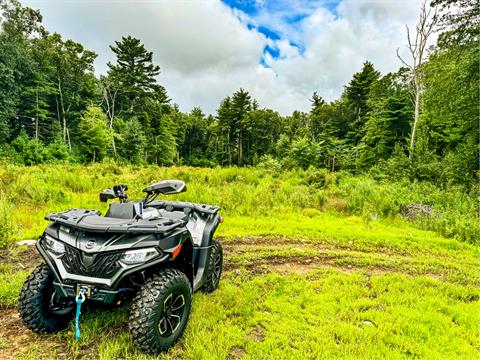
(343, 61, 380, 144)
(230, 89, 252, 165)
(152, 114, 176, 165)
(357, 73, 412, 169)
(107, 36, 168, 118)
(216, 96, 232, 164)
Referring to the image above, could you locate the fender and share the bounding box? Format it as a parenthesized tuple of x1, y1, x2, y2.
(192, 213, 221, 291)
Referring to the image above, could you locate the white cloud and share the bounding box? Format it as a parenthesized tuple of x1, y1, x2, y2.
(23, 0, 428, 115)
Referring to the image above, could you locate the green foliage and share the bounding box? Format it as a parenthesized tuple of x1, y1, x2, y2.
(343, 61, 381, 144)
(117, 118, 146, 163)
(78, 106, 111, 162)
(0, 0, 477, 187)
(8, 132, 70, 165)
(284, 137, 319, 169)
(419, 42, 479, 185)
(357, 72, 412, 170)
(0, 196, 14, 248)
(0, 263, 30, 307)
(151, 114, 176, 165)
(106, 35, 168, 121)
(0, 165, 476, 247)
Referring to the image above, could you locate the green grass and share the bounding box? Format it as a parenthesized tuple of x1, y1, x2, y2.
(10, 271, 480, 359)
(0, 263, 30, 308)
(0, 164, 479, 359)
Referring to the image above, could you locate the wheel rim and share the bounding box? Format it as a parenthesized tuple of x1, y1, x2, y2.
(212, 251, 222, 285)
(48, 291, 74, 316)
(158, 293, 185, 336)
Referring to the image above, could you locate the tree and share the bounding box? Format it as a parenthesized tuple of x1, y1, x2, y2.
(0, 0, 43, 142)
(430, 0, 479, 47)
(78, 106, 111, 162)
(343, 61, 380, 144)
(243, 109, 283, 164)
(357, 73, 413, 169)
(177, 107, 213, 163)
(107, 36, 167, 118)
(286, 137, 319, 169)
(151, 113, 176, 165)
(396, 0, 438, 158)
(420, 42, 478, 184)
(309, 92, 327, 141)
(117, 118, 147, 163)
(230, 89, 252, 165)
(44, 34, 97, 149)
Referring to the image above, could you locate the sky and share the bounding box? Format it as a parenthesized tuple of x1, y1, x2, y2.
(22, 0, 426, 115)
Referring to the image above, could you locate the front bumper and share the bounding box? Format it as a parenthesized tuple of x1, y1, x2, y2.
(36, 240, 169, 300)
(52, 281, 127, 304)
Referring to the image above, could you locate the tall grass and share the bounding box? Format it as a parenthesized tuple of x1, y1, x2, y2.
(0, 163, 477, 246)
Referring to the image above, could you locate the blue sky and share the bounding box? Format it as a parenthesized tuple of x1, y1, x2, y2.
(223, 0, 341, 63)
(22, 0, 425, 115)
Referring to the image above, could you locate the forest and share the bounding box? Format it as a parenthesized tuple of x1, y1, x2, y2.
(0, 0, 477, 188)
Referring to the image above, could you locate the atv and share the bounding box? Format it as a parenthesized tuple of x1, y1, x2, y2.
(18, 180, 223, 354)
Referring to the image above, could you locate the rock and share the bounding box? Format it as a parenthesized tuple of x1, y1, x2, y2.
(15, 239, 37, 246)
(401, 203, 437, 220)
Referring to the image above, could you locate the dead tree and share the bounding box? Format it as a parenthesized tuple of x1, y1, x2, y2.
(99, 77, 119, 157)
(397, 0, 438, 159)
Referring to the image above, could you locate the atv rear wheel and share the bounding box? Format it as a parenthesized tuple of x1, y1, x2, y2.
(129, 269, 192, 355)
(201, 239, 223, 293)
(18, 264, 74, 333)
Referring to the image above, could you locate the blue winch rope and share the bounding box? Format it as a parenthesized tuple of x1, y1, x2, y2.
(75, 288, 86, 340)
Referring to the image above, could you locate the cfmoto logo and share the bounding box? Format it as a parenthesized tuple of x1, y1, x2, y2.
(85, 240, 96, 249)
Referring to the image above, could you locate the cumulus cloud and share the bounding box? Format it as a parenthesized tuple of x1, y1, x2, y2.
(23, 0, 427, 115)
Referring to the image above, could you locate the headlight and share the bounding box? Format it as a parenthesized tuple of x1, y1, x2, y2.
(44, 235, 65, 254)
(121, 248, 159, 265)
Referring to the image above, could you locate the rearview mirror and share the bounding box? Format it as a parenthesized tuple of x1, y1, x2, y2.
(143, 180, 186, 195)
(100, 188, 116, 202)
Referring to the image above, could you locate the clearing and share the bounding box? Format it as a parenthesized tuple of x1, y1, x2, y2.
(0, 165, 478, 359)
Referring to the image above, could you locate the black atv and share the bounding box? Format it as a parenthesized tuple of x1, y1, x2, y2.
(18, 180, 223, 354)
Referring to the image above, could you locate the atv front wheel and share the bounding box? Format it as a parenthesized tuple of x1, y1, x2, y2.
(201, 239, 223, 293)
(129, 269, 192, 355)
(18, 264, 74, 333)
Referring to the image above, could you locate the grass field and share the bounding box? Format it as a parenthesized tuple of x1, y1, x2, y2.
(0, 164, 478, 359)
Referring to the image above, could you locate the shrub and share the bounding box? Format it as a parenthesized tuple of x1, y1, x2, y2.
(0, 197, 14, 248)
(256, 155, 282, 173)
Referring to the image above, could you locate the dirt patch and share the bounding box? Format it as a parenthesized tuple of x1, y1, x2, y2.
(226, 345, 245, 360)
(0, 245, 41, 270)
(222, 235, 313, 247)
(248, 324, 266, 342)
(0, 309, 62, 360)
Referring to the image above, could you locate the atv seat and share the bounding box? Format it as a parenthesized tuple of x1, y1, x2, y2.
(106, 203, 142, 219)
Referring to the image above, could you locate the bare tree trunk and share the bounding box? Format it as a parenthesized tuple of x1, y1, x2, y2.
(101, 82, 118, 157)
(238, 130, 242, 166)
(57, 76, 67, 144)
(410, 88, 421, 154)
(397, 0, 437, 159)
(66, 127, 72, 152)
(35, 90, 39, 141)
(55, 95, 61, 127)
